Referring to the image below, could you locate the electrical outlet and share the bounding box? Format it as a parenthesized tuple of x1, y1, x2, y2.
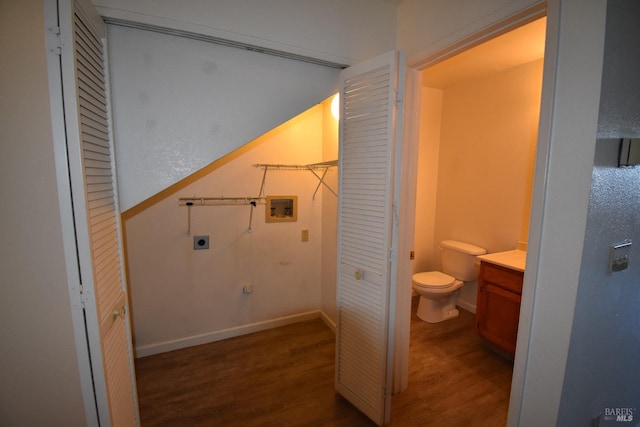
(193, 235, 209, 250)
(301, 229, 309, 242)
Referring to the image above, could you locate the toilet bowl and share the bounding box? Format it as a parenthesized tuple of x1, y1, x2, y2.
(412, 240, 486, 323)
(413, 271, 463, 323)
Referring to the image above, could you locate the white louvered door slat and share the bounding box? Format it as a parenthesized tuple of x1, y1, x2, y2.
(60, 0, 139, 425)
(335, 50, 404, 426)
(73, 5, 138, 421)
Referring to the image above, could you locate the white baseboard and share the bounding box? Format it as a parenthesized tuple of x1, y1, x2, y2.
(456, 300, 476, 314)
(320, 311, 336, 333)
(135, 310, 322, 358)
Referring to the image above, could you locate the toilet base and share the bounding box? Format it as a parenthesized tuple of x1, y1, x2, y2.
(416, 294, 460, 323)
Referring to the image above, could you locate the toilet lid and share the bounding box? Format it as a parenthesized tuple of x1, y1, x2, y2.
(413, 271, 455, 288)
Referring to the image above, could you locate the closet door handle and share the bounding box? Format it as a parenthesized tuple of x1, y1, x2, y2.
(113, 305, 126, 320)
(354, 270, 363, 280)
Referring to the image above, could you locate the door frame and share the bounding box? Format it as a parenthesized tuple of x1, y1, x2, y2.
(395, 0, 547, 394)
(44, 0, 139, 425)
(397, 0, 608, 425)
(44, 1, 101, 424)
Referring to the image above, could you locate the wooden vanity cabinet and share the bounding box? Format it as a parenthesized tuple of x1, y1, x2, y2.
(475, 261, 524, 356)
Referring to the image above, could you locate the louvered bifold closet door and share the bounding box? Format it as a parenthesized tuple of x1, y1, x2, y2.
(68, 0, 138, 425)
(335, 51, 402, 426)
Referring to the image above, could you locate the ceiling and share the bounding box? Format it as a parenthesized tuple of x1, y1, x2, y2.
(422, 17, 547, 89)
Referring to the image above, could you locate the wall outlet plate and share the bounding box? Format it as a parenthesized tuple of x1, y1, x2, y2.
(194, 235, 209, 250)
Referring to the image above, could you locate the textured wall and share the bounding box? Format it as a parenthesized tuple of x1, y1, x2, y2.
(557, 141, 640, 425)
(94, 0, 396, 65)
(108, 25, 339, 211)
(597, 1, 640, 138)
(557, 1, 640, 423)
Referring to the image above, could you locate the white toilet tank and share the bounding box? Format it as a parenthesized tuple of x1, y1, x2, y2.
(439, 240, 487, 281)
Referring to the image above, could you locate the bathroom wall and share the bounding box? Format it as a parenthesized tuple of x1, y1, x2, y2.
(124, 102, 336, 356)
(413, 87, 443, 273)
(417, 59, 543, 310)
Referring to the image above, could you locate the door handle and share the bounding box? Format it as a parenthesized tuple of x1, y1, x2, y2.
(354, 270, 363, 280)
(100, 294, 127, 338)
(113, 305, 126, 320)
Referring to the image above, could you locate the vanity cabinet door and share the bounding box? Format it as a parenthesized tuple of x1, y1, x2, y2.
(475, 262, 523, 356)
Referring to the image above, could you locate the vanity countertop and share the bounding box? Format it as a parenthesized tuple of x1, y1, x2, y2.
(477, 249, 526, 272)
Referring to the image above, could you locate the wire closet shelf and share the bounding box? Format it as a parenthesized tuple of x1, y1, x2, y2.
(178, 160, 338, 233)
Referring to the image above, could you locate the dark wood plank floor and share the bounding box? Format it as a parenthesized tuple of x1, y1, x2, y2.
(135, 297, 513, 426)
(390, 299, 514, 426)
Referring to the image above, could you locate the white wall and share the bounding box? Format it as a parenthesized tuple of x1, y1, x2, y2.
(398, 0, 543, 63)
(320, 98, 339, 328)
(125, 104, 335, 356)
(93, 0, 396, 66)
(414, 60, 542, 310)
(433, 59, 541, 254)
(108, 25, 341, 211)
(102, 0, 396, 212)
(0, 1, 87, 425)
(413, 87, 442, 274)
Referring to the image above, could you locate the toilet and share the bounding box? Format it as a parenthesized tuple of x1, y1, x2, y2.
(412, 240, 486, 323)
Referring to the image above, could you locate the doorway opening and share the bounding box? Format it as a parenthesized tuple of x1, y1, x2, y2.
(396, 14, 547, 424)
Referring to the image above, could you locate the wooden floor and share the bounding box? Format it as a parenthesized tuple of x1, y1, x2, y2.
(135, 297, 513, 426)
